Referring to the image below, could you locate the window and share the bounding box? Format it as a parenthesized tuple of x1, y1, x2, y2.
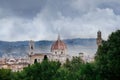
(38, 59, 40, 62)
(34, 59, 37, 63)
(44, 55, 48, 60)
(31, 52, 33, 54)
(55, 52, 57, 54)
(31, 46, 33, 49)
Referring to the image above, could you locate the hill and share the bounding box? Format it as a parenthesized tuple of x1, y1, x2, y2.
(0, 38, 97, 57)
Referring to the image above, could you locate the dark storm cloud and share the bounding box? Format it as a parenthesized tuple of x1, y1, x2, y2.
(0, 0, 47, 18)
(0, 0, 84, 18)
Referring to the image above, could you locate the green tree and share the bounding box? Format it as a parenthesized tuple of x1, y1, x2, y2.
(78, 63, 98, 80)
(23, 60, 61, 80)
(0, 69, 12, 80)
(96, 30, 120, 80)
(64, 56, 83, 72)
(63, 56, 84, 80)
(53, 67, 69, 80)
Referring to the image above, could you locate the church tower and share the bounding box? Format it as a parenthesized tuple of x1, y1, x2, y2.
(29, 40, 35, 55)
(96, 30, 102, 47)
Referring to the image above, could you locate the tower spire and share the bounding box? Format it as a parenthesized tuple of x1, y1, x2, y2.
(58, 34, 60, 40)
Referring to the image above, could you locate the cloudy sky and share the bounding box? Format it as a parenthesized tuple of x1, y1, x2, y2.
(0, 0, 120, 41)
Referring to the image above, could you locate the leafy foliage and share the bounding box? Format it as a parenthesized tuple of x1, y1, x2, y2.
(0, 69, 12, 80)
(95, 30, 120, 80)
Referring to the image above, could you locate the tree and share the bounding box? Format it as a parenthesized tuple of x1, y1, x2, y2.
(23, 60, 61, 80)
(96, 30, 120, 80)
(53, 67, 69, 80)
(63, 56, 84, 80)
(64, 56, 83, 72)
(0, 69, 12, 80)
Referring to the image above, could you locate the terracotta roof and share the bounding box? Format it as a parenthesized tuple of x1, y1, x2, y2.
(51, 35, 67, 51)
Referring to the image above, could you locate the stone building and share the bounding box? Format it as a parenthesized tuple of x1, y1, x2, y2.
(96, 30, 102, 47)
(51, 35, 67, 55)
(0, 32, 100, 71)
(29, 35, 70, 65)
(0, 57, 29, 72)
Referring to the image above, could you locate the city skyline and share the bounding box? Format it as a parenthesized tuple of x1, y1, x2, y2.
(0, 0, 120, 41)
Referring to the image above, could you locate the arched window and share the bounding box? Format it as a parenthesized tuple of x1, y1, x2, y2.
(31, 46, 33, 49)
(61, 51, 63, 54)
(55, 52, 57, 54)
(31, 52, 33, 54)
(44, 55, 48, 61)
(34, 59, 37, 63)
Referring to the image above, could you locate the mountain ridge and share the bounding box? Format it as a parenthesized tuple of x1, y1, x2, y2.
(0, 38, 97, 57)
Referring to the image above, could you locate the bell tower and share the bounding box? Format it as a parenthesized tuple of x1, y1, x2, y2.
(97, 30, 102, 47)
(29, 40, 34, 55)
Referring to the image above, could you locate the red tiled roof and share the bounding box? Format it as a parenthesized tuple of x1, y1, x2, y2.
(51, 35, 67, 51)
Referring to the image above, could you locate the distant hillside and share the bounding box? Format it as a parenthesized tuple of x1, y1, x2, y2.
(0, 38, 97, 57)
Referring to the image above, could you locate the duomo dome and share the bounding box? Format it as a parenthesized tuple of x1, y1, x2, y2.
(51, 35, 67, 55)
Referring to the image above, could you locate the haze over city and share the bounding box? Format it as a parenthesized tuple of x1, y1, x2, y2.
(0, 0, 120, 41)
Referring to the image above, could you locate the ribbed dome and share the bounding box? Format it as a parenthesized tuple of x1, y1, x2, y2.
(51, 35, 67, 51)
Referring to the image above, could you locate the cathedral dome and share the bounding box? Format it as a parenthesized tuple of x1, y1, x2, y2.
(51, 35, 67, 52)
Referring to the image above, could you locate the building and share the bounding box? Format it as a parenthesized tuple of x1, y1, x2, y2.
(0, 32, 100, 71)
(0, 57, 29, 72)
(29, 35, 70, 65)
(51, 35, 67, 55)
(96, 30, 102, 47)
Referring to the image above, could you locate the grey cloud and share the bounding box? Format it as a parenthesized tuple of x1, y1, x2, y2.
(0, 0, 120, 41)
(98, 2, 120, 15)
(0, 0, 47, 18)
